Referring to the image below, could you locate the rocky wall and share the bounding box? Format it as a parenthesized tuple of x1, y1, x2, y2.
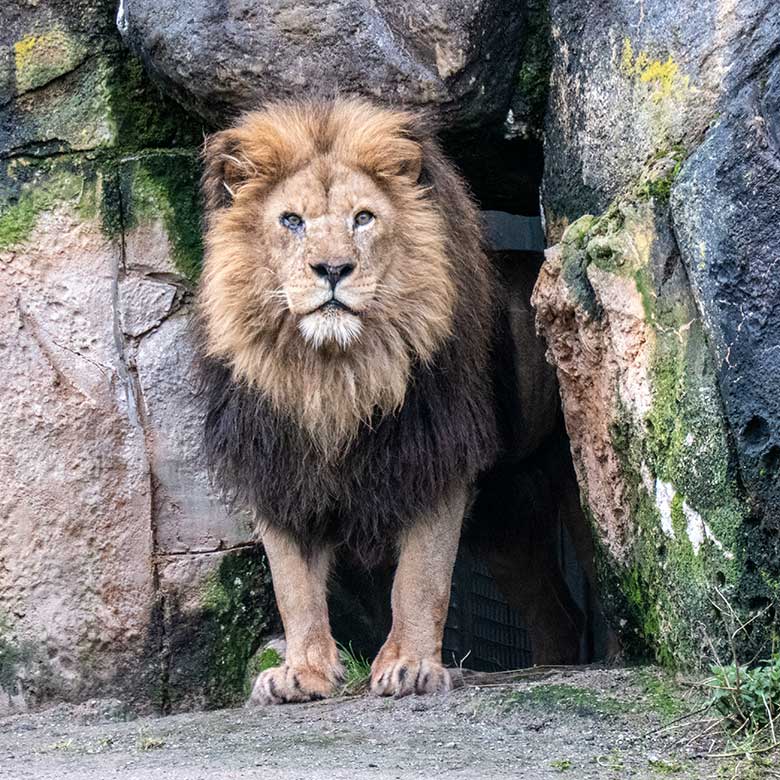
(534, 0, 780, 665)
(2, 0, 778, 714)
(0, 0, 274, 714)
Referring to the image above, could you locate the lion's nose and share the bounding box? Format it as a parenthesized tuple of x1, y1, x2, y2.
(310, 261, 355, 290)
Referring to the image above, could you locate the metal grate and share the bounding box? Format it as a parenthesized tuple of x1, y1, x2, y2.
(443, 546, 533, 671)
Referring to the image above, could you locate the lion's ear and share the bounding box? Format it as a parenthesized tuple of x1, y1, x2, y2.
(397, 143, 423, 184)
(370, 134, 423, 185)
(201, 129, 255, 211)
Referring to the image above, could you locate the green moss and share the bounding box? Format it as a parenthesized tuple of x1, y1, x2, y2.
(631, 668, 688, 721)
(243, 645, 283, 698)
(647, 759, 683, 775)
(0, 157, 98, 249)
(119, 153, 204, 280)
(200, 547, 276, 708)
(0, 614, 33, 693)
(0, 191, 40, 248)
(515, 0, 552, 131)
(637, 148, 686, 203)
(105, 55, 204, 152)
(257, 646, 283, 671)
(559, 215, 602, 319)
(502, 684, 629, 717)
(640, 161, 682, 202)
(558, 189, 762, 667)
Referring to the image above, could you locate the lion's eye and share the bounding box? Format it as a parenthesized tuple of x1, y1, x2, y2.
(281, 213, 304, 229)
(354, 210, 375, 227)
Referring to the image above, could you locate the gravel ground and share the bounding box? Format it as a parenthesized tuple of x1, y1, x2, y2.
(0, 667, 762, 779)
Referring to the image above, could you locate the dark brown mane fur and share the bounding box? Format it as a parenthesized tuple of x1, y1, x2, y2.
(196, 99, 499, 564)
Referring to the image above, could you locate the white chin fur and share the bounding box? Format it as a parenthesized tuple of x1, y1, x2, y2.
(298, 311, 363, 349)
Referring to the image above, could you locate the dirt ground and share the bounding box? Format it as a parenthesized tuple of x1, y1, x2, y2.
(0, 667, 772, 780)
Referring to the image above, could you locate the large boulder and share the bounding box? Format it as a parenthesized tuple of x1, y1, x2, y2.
(117, 0, 529, 132)
(535, 0, 780, 664)
(671, 58, 780, 524)
(542, 0, 779, 239)
(534, 195, 762, 665)
(0, 164, 157, 709)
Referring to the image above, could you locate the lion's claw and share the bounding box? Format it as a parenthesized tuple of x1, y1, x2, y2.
(370, 657, 451, 698)
(248, 662, 344, 706)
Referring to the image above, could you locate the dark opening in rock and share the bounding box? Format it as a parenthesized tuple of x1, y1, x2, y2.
(743, 415, 771, 451)
(330, 133, 611, 671)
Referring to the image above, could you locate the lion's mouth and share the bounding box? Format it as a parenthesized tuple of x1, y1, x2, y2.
(317, 298, 356, 314)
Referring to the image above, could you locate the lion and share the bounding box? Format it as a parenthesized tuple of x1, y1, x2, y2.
(196, 98, 499, 703)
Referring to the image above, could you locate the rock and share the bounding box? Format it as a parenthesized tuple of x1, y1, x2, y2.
(0, 0, 202, 157)
(0, 178, 157, 710)
(0, 6, 263, 710)
(157, 548, 277, 710)
(118, 0, 528, 132)
(119, 277, 177, 337)
(533, 196, 771, 664)
(536, 0, 780, 664)
(671, 59, 780, 522)
(542, 0, 779, 239)
(134, 312, 254, 553)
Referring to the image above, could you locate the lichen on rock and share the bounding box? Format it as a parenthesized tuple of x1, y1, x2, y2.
(533, 187, 774, 666)
(117, 153, 204, 281)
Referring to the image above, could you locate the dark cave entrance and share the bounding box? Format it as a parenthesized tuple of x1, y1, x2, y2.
(329, 126, 613, 671)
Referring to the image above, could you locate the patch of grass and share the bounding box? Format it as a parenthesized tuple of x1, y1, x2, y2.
(338, 642, 372, 696)
(633, 668, 689, 721)
(550, 758, 573, 771)
(686, 591, 780, 765)
(137, 727, 165, 752)
(502, 684, 629, 717)
(648, 758, 683, 774)
(705, 654, 780, 739)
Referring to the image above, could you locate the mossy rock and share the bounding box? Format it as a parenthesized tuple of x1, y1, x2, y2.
(0, 156, 101, 249)
(198, 548, 278, 708)
(554, 190, 777, 667)
(115, 152, 204, 280)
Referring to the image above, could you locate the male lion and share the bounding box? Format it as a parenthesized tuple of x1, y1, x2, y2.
(197, 98, 499, 703)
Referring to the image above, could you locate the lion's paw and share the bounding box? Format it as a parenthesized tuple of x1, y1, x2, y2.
(247, 663, 344, 706)
(370, 656, 451, 698)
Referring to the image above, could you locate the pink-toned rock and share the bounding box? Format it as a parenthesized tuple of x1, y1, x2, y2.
(134, 312, 254, 554)
(533, 242, 653, 560)
(0, 205, 155, 711)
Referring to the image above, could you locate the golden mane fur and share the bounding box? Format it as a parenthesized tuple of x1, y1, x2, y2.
(198, 99, 460, 453)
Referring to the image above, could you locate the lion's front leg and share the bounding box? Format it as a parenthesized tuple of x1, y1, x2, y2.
(248, 526, 344, 705)
(370, 486, 468, 697)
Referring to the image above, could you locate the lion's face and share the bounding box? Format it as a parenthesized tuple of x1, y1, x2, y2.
(261, 162, 396, 350)
(198, 99, 459, 450)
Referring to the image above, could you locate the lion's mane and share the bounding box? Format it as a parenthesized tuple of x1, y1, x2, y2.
(196, 99, 499, 563)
